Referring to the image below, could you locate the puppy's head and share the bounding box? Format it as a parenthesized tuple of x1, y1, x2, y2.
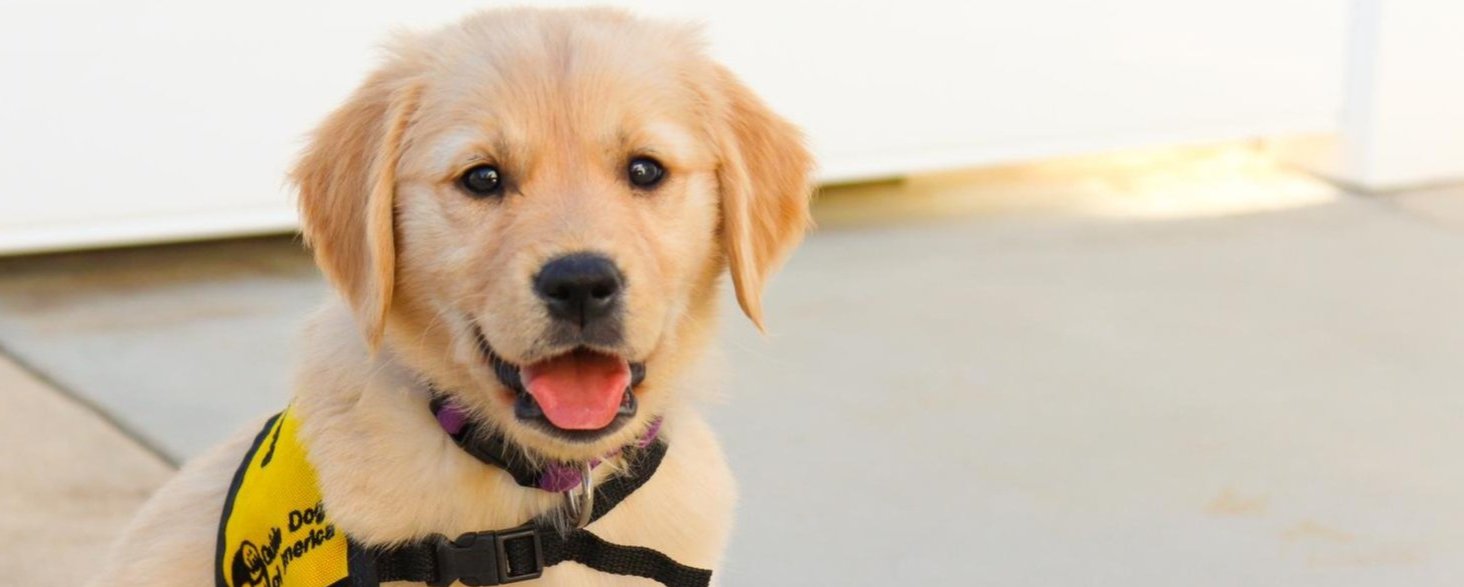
(293, 9, 811, 460)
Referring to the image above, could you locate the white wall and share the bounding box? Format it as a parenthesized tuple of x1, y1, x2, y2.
(1328, 0, 1464, 190)
(0, 1, 1349, 254)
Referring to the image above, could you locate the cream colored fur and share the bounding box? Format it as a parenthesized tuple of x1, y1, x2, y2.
(95, 306, 735, 586)
(94, 8, 811, 586)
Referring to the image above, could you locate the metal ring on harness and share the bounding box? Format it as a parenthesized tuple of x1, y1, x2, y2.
(567, 461, 594, 529)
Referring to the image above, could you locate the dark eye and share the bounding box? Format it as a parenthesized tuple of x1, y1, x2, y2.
(459, 165, 503, 197)
(627, 157, 666, 188)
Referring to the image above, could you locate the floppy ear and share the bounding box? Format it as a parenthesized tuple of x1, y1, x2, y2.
(713, 66, 815, 331)
(291, 71, 420, 350)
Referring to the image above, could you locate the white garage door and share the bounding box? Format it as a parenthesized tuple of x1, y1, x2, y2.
(0, 0, 1348, 254)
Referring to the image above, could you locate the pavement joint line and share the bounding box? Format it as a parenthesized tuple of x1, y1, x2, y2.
(0, 338, 179, 468)
(1345, 187, 1464, 241)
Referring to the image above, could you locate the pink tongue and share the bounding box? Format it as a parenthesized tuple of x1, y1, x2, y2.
(522, 350, 631, 430)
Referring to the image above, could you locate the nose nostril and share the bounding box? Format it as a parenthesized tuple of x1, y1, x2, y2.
(534, 252, 625, 323)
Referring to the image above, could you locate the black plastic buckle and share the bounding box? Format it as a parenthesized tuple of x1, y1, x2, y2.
(428, 526, 544, 586)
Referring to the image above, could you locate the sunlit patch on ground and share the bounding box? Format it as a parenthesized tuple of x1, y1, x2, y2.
(813, 141, 1340, 227)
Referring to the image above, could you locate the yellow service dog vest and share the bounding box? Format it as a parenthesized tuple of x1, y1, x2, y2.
(216, 405, 708, 587)
(217, 410, 350, 587)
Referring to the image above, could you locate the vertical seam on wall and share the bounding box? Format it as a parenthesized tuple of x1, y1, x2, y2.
(1341, 0, 1381, 186)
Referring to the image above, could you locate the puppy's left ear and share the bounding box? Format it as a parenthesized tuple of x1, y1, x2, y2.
(291, 69, 421, 350)
(712, 66, 815, 331)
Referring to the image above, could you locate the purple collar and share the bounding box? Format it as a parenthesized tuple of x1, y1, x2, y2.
(433, 399, 662, 492)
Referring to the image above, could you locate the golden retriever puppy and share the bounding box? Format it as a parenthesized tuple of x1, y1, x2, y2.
(94, 7, 811, 587)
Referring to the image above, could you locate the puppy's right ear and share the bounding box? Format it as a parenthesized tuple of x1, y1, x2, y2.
(291, 69, 420, 350)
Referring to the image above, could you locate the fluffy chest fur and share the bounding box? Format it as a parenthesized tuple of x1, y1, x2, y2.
(293, 307, 737, 584)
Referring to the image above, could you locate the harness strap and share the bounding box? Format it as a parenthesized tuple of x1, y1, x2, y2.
(430, 396, 664, 493)
(548, 531, 713, 587)
(429, 396, 543, 489)
(360, 440, 711, 587)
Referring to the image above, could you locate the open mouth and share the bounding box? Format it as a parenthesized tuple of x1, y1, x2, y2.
(476, 329, 645, 441)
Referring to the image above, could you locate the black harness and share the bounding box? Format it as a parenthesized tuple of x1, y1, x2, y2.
(345, 401, 712, 586)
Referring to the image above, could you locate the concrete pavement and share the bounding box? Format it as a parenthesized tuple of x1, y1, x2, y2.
(0, 354, 171, 587)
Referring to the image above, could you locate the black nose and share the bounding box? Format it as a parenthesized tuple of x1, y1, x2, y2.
(534, 253, 624, 326)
